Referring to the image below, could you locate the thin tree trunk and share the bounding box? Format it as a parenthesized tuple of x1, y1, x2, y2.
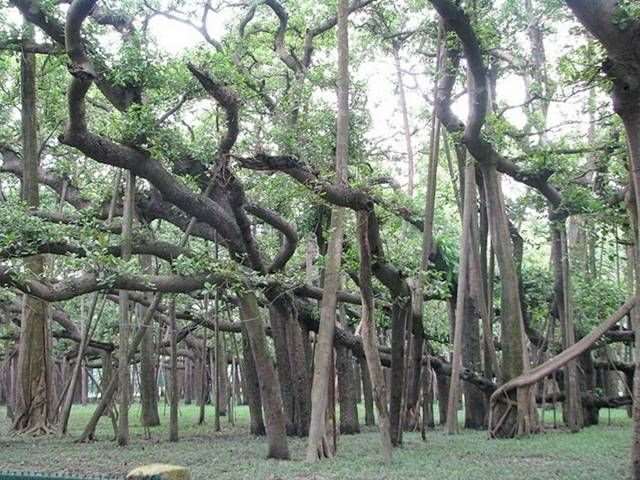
(392, 45, 415, 197)
(620, 109, 640, 480)
(446, 159, 476, 433)
(558, 223, 583, 431)
(169, 298, 178, 442)
(198, 299, 208, 426)
(116, 171, 134, 446)
(58, 294, 102, 435)
(357, 210, 393, 463)
(306, 0, 349, 461)
(407, 23, 443, 434)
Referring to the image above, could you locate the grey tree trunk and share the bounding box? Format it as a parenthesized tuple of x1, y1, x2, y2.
(238, 293, 289, 459)
(336, 346, 360, 434)
(116, 171, 134, 446)
(306, 0, 349, 461)
(13, 32, 53, 435)
(169, 299, 178, 442)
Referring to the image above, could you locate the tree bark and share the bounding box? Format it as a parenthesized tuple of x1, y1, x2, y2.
(482, 163, 537, 438)
(306, 0, 349, 461)
(446, 159, 476, 433)
(392, 45, 415, 197)
(359, 355, 375, 426)
(13, 30, 53, 435)
(169, 298, 178, 442)
(116, 171, 134, 446)
(238, 293, 289, 459)
(139, 258, 160, 427)
(241, 327, 265, 436)
(336, 345, 360, 434)
(357, 210, 393, 463)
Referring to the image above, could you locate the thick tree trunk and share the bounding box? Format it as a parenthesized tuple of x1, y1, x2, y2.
(437, 370, 449, 426)
(462, 293, 487, 430)
(359, 356, 375, 426)
(482, 164, 537, 438)
(579, 351, 599, 426)
(198, 311, 208, 426)
(287, 309, 311, 436)
(422, 367, 435, 434)
(336, 345, 360, 434)
(183, 358, 193, 405)
(269, 301, 296, 435)
(241, 328, 265, 436)
(389, 300, 408, 444)
(238, 293, 289, 459)
(13, 35, 53, 435)
(139, 289, 160, 427)
(353, 355, 362, 404)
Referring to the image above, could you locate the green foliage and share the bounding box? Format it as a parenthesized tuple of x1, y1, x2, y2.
(613, 0, 640, 31)
(573, 274, 625, 334)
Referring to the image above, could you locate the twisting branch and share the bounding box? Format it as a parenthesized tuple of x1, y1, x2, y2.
(57, 1, 246, 254)
(187, 63, 240, 156)
(0, 265, 230, 302)
(245, 203, 298, 273)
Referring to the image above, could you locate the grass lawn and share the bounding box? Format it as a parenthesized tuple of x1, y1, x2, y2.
(0, 404, 632, 480)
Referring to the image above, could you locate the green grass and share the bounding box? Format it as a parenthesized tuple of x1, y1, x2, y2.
(0, 404, 633, 480)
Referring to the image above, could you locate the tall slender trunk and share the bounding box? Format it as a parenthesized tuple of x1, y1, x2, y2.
(306, 0, 349, 461)
(392, 45, 415, 197)
(553, 222, 583, 431)
(408, 24, 443, 434)
(446, 160, 476, 433)
(58, 294, 101, 435)
(358, 211, 393, 463)
(116, 171, 134, 446)
(619, 105, 640, 479)
(211, 238, 220, 428)
(13, 32, 53, 435)
(169, 299, 179, 442)
(198, 301, 208, 426)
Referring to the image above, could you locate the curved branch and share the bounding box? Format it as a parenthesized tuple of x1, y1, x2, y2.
(187, 63, 240, 156)
(0, 265, 230, 302)
(489, 297, 636, 422)
(245, 202, 298, 273)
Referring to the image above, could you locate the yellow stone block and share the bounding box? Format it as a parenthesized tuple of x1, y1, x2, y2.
(127, 464, 191, 480)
